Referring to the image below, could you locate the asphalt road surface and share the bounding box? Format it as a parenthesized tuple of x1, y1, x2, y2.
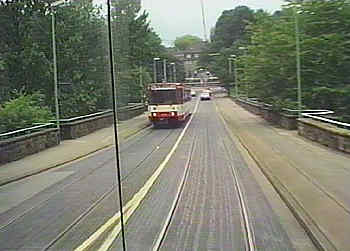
(0, 96, 317, 250)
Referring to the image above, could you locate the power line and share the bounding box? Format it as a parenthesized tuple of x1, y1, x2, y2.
(200, 0, 208, 42)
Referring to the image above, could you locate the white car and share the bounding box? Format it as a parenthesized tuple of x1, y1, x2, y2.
(200, 92, 211, 101)
(191, 90, 196, 97)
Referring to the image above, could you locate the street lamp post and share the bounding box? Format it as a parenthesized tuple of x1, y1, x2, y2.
(51, 0, 66, 131)
(51, 12, 59, 130)
(163, 59, 167, 82)
(294, 6, 302, 117)
(170, 63, 176, 82)
(234, 58, 238, 98)
(238, 47, 248, 98)
(228, 55, 238, 98)
(153, 57, 160, 83)
(228, 58, 232, 76)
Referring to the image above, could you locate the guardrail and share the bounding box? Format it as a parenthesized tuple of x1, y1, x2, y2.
(0, 123, 55, 141)
(302, 111, 350, 130)
(58, 110, 112, 123)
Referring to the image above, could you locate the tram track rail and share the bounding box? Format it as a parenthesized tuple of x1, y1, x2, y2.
(152, 100, 256, 251)
(152, 135, 197, 251)
(223, 141, 256, 251)
(43, 128, 179, 250)
(71, 98, 200, 251)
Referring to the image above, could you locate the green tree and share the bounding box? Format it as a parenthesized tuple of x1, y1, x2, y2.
(174, 35, 203, 51)
(199, 6, 255, 87)
(0, 0, 110, 117)
(239, 0, 350, 119)
(55, 0, 110, 117)
(210, 6, 255, 50)
(0, 0, 52, 97)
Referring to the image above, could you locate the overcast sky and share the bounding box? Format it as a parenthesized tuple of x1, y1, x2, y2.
(141, 0, 285, 46)
(93, 0, 286, 46)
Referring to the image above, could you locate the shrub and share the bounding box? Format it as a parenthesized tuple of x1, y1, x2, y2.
(0, 93, 53, 133)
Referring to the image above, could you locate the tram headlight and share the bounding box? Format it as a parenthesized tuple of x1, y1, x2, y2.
(170, 112, 175, 117)
(152, 113, 157, 117)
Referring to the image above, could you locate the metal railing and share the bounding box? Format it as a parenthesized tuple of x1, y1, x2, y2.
(302, 111, 350, 130)
(58, 110, 112, 123)
(0, 123, 56, 141)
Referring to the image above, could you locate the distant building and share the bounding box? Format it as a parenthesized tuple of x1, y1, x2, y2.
(170, 42, 207, 79)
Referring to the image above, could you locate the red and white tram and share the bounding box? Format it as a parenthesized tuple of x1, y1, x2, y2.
(148, 83, 192, 127)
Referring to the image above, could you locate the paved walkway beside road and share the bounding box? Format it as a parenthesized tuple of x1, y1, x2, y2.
(0, 113, 151, 186)
(216, 97, 350, 251)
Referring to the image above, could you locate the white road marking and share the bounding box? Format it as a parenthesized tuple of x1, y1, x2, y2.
(75, 99, 199, 251)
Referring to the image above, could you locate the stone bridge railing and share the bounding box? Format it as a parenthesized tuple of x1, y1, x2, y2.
(235, 98, 298, 130)
(0, 124, 59, 165)
(59, 104, 146, 139)
(0, 104, 147, 164)
(234, 97, 350, 154)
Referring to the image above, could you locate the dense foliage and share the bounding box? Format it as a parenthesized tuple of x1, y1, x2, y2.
(0, 93, 53, 133)
(0, 0, 182, 131)
(174, 35, 203, 51)
(199, 6, 256, 85)
(201, 1, 350, 122)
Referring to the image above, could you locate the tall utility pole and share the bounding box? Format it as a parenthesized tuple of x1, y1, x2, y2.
(233, 58, 238, 98)
(200, 0, 208, 42)
(294, 6, 302, 118)
(51, 11, 59, 130)
(51, 0, 67, 131)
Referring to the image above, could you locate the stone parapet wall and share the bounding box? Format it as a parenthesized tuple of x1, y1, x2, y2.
(60, 113, 113, 140)
(0, 128, 60, 165)
(118, 105, 147, 121)
(0, 105, 147, 165)
(298, 118, 350, 154)
(61, 105, 146, 140)
(235, 98, 298, 130)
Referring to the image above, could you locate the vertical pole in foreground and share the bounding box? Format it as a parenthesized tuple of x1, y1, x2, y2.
(107, 0, 126, 250)
(51, 12, 60, 131)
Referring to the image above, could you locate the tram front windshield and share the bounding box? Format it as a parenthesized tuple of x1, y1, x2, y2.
(150, 89, 179, 105)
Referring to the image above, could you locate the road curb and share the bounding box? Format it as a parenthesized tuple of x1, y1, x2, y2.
(215, 99, 337, 251)
(0, 122, 151, 187)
